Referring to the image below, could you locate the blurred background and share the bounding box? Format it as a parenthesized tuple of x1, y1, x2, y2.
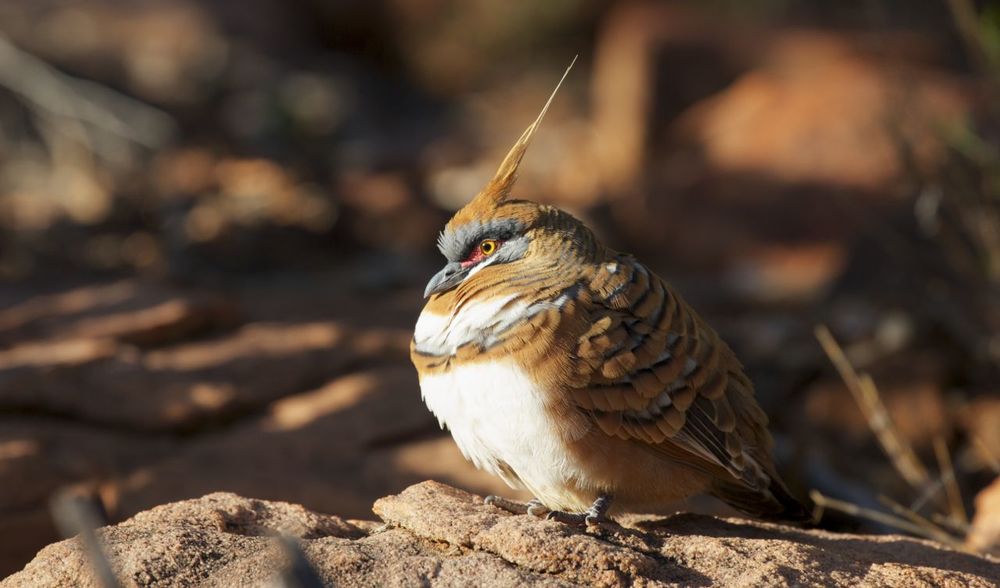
(1, 0, 999, 576)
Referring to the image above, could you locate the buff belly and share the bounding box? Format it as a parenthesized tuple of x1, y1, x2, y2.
(417, 359, 717, 513)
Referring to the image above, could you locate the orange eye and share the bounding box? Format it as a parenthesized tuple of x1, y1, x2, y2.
(480, 239, 498, 256)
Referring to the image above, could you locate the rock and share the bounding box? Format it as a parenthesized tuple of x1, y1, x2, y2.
(968, 477, 1000, 557)
(0, 319, 409, 430)
(677, 32, 967, 192)
(6, 482, 998, 587)
(0, 280, 237, 348)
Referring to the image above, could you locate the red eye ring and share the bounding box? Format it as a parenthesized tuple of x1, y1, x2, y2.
(462, 239, 501, 267)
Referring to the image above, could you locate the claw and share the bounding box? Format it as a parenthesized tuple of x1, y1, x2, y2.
(544, 495, 613, 528)
(526, 499, 550, 518)
(487, 494, 613, 528)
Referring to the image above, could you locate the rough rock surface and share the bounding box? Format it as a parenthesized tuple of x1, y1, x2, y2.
(968, 476, 1000, 557)
(5, 482, 998, 587)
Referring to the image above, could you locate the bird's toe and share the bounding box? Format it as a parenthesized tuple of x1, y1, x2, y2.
(526, 499, 550, 518)
(484, 495, 530, 515)
(545, 510, 588, 525)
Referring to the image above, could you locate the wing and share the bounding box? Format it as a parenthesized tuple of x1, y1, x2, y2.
(568, 256, 775, 492)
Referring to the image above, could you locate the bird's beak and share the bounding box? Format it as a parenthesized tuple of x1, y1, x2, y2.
(423, 262, 468, 298)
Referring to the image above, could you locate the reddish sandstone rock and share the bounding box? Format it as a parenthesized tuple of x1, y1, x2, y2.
(5, 482, 998, 587)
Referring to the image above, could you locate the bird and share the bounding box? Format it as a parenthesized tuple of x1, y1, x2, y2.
(410, 60, 811, 526)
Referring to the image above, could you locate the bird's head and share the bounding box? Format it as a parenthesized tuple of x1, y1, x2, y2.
(422, 58, 599, 300)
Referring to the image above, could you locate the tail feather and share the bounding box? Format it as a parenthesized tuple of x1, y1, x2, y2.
(711, 475, 815, 524)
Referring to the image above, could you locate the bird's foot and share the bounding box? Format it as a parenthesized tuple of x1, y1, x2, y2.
(484, 495, 549, 517)
(546, 495, 613, 527)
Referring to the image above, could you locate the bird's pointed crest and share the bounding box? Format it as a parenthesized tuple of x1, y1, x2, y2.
(467, 55, 577, 212)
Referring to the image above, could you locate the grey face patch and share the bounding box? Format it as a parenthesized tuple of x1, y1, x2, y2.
(492, 235, 529, 265)
(437, 218, 526, 262)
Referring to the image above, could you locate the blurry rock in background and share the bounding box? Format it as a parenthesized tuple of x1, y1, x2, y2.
(968, 476, 1000, 557)
(0, 0, 998, 577)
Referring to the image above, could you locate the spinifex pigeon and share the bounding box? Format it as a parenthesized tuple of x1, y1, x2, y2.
(411, 61, 809, 526)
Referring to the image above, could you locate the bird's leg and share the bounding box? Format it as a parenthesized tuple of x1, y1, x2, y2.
(484, 495, 548, 516)
(545, 495, 613, 526)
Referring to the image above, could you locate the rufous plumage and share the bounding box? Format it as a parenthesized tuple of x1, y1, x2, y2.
(411, 59, 809, 525)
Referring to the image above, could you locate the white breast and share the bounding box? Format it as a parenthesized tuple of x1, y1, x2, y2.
(414, 295, 591, 501)
(418, 359, 579, 496)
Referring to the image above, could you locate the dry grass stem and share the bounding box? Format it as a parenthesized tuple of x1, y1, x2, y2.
(810, 490, 930, 538)
(972, 435, 1000, 473)
(814, 325, 931, 489)
(931, 512, 971, 536)
(934, 436, 969, 525)
(910, 474, 949, 513)
(0, 33, 175, 158)
(877, 494, 963, 548)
